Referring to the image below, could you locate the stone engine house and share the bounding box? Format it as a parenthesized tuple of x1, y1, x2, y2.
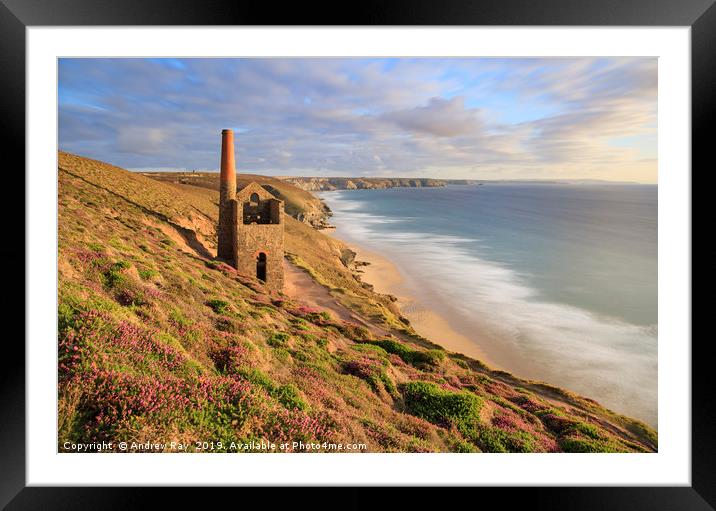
(217, 129, 284, 291)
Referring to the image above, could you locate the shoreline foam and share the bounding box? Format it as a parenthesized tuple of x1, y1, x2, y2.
(329, 236, 495, 367)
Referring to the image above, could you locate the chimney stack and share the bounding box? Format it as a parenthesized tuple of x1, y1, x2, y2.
(220, 128, 236, 204)
(217, 129, 238, 264)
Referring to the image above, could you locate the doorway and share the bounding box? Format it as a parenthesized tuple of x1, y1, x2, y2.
(256, 252, 267, 282)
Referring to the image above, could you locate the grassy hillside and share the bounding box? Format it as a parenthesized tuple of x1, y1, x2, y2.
(142, 171, 332, 228)
(58, 152, 657, 453)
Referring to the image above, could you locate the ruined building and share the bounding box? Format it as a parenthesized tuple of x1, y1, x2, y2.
(217, 129, 284, 291)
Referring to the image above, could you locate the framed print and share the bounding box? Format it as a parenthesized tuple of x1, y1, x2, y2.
(3, 0, 708, 507)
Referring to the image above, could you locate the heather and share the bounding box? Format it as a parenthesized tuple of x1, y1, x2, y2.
(57, 152, 657, 453)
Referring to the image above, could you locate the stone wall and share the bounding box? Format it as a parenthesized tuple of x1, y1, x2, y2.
(235, 205, 285, 291)
(219, 178, 285, 291)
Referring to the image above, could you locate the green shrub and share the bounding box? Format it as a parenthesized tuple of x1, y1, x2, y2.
(472, 424, 537, 453)
(568, 422, 605, 440)
(102, 260, 131, 288)
(267, 332, 290, 348)
(273, 348, 291, 362)
(559, 434, 625, 453)
(417, 349, 446, 367)
(368, 340, 445, 368)
(402, 381, 482, 431)
(371, 339, 412, 359)
(291, 350, 310, 362)
(206, 299, 230, 314)
(138, 268, 158, 280)
(272, 383, 308, 411)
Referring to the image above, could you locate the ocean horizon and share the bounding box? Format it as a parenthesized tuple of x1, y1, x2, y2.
(320, 183, 658, 427)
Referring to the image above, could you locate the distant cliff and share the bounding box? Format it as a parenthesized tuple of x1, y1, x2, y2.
(283, 177, 477, 191)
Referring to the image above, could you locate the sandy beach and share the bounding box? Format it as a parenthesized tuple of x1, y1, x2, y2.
(330, 235, 495, 366)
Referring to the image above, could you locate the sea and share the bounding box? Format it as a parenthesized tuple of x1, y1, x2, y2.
(319, 183, 657, 427)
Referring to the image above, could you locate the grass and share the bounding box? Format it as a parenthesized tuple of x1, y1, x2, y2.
(362, 339, 445, 369)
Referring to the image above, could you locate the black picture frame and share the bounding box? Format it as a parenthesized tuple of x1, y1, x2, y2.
(2, 0, 707, 508)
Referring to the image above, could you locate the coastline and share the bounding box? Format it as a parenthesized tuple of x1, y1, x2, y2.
(327, 233, 495, 367)
(317, 187, 657, 429)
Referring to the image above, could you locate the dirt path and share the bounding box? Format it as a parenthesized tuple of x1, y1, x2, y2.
(282, 260, 391, 337)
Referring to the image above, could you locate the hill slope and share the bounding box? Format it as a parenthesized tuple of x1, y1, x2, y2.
(58, 152, 657, 453)
(141, 171, 332, 228)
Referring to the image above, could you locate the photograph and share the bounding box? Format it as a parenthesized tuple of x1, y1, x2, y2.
(57, 57, 658, 454)
(4, 0, 706, 501)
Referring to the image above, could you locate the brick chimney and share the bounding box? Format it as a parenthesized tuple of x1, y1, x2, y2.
(217, 129, 237, 264)
(220, 129, 236, 204)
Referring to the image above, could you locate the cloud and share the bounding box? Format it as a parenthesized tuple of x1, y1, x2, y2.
(383, 97, 483, 137)
(116, 127, 170, 155)
(58, 57, 657, 182)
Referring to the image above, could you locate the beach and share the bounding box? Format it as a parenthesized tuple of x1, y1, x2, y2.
(335, 238, 494, 365)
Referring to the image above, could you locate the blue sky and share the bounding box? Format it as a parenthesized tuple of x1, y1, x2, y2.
(58, 58, 657, 182)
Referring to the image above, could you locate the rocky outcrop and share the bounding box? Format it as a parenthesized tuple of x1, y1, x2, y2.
(290, 198, 333, 229)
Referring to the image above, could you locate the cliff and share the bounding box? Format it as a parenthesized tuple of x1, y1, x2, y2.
(282, 177, 477, 191)
(57, 152, 656, 453)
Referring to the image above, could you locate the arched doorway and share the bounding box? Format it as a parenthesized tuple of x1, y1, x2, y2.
(256, 252, 267, 282)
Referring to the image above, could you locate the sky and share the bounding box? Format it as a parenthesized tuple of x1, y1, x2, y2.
(58, 58, 657, 183)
